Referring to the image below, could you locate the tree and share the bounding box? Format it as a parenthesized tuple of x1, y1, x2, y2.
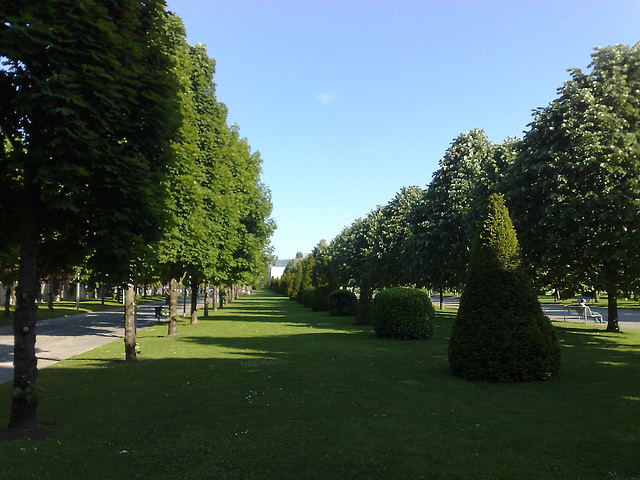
(310, 240, 338, 311)
(334, 209, 383, 324)
(0, 0, 181, 432)
(369, 186, 423, 288)
(448, 194, 561, 381)
(506, 43, 640, 332)
(405, 130, 495, 307)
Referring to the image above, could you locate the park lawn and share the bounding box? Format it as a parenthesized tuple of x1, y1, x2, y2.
(0, 290, 638, 480)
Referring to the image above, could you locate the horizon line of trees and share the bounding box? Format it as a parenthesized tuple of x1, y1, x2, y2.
(0, 1, 275, 432)
(274, 42, 640, 335)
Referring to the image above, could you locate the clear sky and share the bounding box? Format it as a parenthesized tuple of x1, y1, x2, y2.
(164, 0, 640, 261)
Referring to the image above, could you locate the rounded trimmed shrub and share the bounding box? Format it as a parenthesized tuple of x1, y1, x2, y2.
(371, 287, 435, 340)
(328, 289, 358, 316)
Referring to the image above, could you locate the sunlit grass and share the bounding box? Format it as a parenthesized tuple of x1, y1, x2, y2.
(0, 290, 638, 480)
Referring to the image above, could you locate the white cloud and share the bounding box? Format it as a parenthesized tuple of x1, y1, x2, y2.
(316, 92, 337, 104)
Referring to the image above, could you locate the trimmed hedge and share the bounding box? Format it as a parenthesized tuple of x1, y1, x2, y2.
(371, 287, 435, 340)
(328, 289, 358, 316)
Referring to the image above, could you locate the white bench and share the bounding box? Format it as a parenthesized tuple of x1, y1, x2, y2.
(563, 304, 604, 324)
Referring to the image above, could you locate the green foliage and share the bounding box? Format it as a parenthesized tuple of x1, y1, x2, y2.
(328, 289, 358, 316)
(301, 287, 316, 308)
(405, 129, 496, 291)
(311, 285, 333, 311)
(0, 0, 182, 279)
(371, 287, 435, 340)
(448, 194, 561, 382)
(369, 186, 423, 289)
(505, 43, 640, 329)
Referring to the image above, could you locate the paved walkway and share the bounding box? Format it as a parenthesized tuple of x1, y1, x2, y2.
(432, 296, 640, 331)
(0, 299, 200, 385)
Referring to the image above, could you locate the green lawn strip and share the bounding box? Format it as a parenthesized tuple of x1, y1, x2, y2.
(0, 290, 638, 479)
(0, 296, 166, 327)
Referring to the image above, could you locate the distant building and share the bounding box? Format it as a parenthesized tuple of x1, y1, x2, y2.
(268, 259, 291, 284)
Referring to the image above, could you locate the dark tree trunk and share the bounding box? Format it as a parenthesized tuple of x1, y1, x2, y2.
(47, 275, 59, 311)
(4, 282, 14, 317)
(439, 289, 444, 310)
(167, 277, 179, 337)
(204, 280, 210, 317)
(355, 273, 372, 325)
(124, 283, 137, 361)
(212, 285, 218, 312)
(9, 174, 40, 432)
(190, 275, 198, 325)
(606, 286, 620, 332)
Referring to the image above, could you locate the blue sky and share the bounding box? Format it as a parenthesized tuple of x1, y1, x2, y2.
(165, 0, 640, 261)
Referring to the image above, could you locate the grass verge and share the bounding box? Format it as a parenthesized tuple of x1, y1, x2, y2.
(0, 290, 638, 479)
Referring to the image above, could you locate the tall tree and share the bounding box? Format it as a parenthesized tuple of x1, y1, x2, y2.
(506, 43, 640, 332)
(0, 0, 181, 432)
(406, 130, 495, 306)
(370, 186, 423, 288)
(330, 209, 382, 324)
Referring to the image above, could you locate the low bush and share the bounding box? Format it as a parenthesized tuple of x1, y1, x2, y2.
(328, 289, 358, 316)
(371, 287, 435, 340)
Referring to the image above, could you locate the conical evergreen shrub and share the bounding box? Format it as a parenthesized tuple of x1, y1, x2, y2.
(448, 194, 561, 381)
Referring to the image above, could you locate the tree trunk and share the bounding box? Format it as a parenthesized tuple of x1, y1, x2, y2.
(204, 280, 210, 317)
(439, 289, 444, 310)
(4, 282, 14, 317)
(212, 285, 218, 312)
(47, 275, 59, 311)
(355, 273, 372, 325)
(167, 277, 179, 337)
(9, 173, 40, 432)
(606, 286, 620, 332)
(124, 283, 137, 361)
(190, 275, 198, 325)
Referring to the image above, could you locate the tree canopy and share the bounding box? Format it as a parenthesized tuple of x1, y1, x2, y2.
(506, 43, 640, 331)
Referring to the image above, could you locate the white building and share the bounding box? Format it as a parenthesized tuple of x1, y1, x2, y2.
(268, 259, 291, 284)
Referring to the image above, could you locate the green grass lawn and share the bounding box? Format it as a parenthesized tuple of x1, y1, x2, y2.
(1, 290, 639, 480)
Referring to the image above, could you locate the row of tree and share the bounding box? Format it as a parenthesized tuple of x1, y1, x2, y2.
(0, 1, 274, 432)
(276, 43, 640, 334)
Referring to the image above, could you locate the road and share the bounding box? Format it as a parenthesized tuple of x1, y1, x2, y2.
(432, 296, 640, 331)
